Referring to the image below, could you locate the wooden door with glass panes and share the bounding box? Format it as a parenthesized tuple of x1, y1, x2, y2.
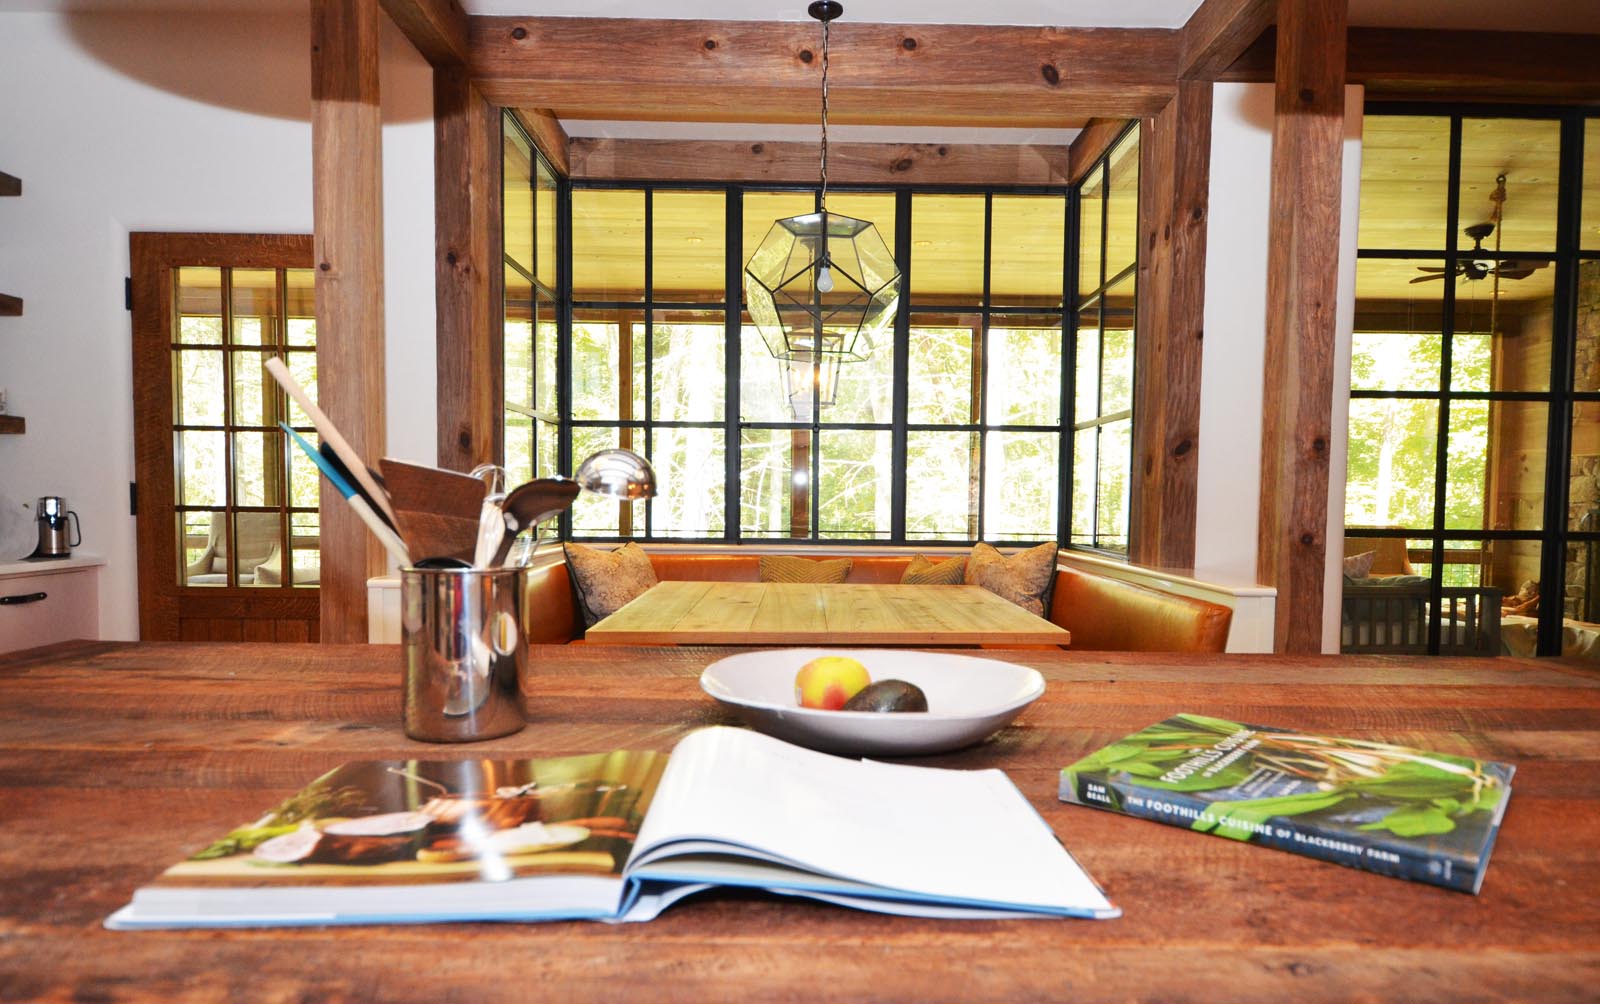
(130, 233, 320, 641)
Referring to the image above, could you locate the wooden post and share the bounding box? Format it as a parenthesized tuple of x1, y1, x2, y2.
(1130, 80, 1211, 569)
(312, 0, 388, 643)
(433, 66, 501, 472)
(1257, 0, 1347, 652)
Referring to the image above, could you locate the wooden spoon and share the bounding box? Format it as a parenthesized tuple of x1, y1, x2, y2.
(379, 458, 488, 564)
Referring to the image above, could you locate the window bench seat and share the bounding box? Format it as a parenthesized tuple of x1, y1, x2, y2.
(368, 547, 1242, 653)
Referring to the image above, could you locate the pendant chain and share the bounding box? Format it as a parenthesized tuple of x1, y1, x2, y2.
(819, 15, 830, 213)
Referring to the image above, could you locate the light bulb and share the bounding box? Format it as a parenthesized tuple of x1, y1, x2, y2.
(816, 264, 834, 294)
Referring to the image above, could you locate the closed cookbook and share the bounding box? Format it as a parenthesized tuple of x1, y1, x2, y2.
(1059, 713, 1513, 893)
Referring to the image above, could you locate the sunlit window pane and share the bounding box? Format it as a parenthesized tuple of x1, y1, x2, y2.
(1359, 116, 1450, 251)
(572, 189, 644, 300)
(740, 428, 799, 538)
(907, 320, 975, 425)
(1104, 133, 1139, 279)
(503, 124, 534, 274)
(176, 267, 222, 345)
(572, 318, 623, 421)
(1095, 421, 1130, 551)
(906, 431, 976, 539)
(911, 194, 984, 303)
(984, 431, 1058, 540)
(1078, 166, 1104, 299)
(819, 429, 892, 539)
(987, 317, 1061, 426)
(175, 350, 224, 426)
(1344, 398, 1439, 530)
(504, 268, 533, 412)
(650, 316, 725, 422)
(232, 430, 281, 508)
(1459, 118, 1559, 253)
(653, 190, 725, 301)
(649, 428, 725, 537)
(991, 194, 1064, 307)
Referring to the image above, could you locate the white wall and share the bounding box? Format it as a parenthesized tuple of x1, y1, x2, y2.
(0, 10, 436, 640)
(1191, 82, 1363, 652)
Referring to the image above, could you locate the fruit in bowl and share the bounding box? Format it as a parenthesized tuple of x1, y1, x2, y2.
(794, 656, 871, 710)
(842, 679, 928, 713)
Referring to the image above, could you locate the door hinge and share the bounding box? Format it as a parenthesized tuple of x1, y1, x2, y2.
(125, 277, 133, 312)
(129, 482, 137, 516)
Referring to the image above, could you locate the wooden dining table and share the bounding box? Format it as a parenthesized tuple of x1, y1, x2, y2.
(583, 580, 1073, 646)
(2, 640, 1598, 1003)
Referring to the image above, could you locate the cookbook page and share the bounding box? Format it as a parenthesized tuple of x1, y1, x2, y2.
(629, 727, 1116, 917)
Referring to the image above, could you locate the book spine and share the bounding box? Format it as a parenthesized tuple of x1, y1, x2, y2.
(1059, 770, 1484, 894)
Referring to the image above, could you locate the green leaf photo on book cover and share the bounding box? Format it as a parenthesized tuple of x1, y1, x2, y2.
(1066, 713, 1508, 844)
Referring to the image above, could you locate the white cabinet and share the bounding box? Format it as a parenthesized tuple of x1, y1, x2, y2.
(0, 555, 103, 655)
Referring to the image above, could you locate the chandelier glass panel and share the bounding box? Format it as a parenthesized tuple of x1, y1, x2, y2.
(743, 1, 901, 416)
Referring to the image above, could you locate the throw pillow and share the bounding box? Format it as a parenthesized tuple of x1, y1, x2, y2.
(564, 542, 658, 627)
(1343, 550, 1377, 580)
(759, 554, 852, 584)
(900, 554, 967, 585)
(964, 541, 1058, 617)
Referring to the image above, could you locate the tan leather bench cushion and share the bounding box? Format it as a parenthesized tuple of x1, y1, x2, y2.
(523, 550, 1233, 653)
(1048, 565, 1232, 653)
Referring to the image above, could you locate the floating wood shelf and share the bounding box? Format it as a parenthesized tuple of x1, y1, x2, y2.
(0, 171, 18, 197)
(0, 416, 24, 435)
(0, 294, 19, 316)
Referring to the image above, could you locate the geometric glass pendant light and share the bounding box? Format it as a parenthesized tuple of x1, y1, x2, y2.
(744, 1, 901, 416)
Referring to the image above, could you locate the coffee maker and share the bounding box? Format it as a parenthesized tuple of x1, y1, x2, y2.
(30, 496, 81, 559)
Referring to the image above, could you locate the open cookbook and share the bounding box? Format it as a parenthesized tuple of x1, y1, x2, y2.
(108, 727, 1118, 928)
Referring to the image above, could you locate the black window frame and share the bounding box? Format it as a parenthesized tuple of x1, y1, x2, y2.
(1350, 102, 1600, 657)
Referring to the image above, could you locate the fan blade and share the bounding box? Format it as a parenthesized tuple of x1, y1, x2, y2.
(1494, 259, 1551, 273)
(1493, 268, 1538, 281)
(1409, 273, 1449, 284)
(1413, 266, 1450, 274)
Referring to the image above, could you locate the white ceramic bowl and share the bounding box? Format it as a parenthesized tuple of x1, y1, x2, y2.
(699, 648, 1046, 757)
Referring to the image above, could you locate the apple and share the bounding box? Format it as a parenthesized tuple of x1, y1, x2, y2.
(794, 656, 871, 710)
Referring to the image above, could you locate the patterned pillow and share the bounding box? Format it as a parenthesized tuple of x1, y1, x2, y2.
(564, 542, 658, 627)
(759, 554, 852, 584)
(964, 541, 1058, 617)
(1343, 550, 1377, 580)
(900, 554, 967, 585)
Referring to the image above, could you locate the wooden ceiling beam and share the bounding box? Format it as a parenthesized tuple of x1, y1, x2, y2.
(1179, 0, 1275, 80)
(378, 0, 469, 66)
(512, 108, 570, 178)
(1222, 28, 1600, 101)
(468, 17, 1178, 126)
(568, 138, 1070, 186)
(1066, 118, 1132, 185)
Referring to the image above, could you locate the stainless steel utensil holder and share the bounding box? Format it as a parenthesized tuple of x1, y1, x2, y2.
(401, 567, 526, 742)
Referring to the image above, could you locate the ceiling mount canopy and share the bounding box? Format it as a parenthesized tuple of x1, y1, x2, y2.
(744, 0, 901, 414)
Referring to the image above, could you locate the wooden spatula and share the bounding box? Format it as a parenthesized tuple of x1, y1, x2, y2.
(379, 458, 488, 564)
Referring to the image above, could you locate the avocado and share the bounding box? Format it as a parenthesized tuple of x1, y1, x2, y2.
(841, 679, 928, 713)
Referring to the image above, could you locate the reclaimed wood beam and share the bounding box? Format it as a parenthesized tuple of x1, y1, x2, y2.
(1179, 0, 1274, 80)
(433, 66, 501, 472)
(511, 108, 570, 178)
(1066, 118, 1131, 185)
(1130, 81, 1211, 570)
(378, 0, 469, 66)
(1222, 28, 1600, 101)
(312, 0, 388, 643)
(568, 138, 1070, 186)
(1257, 0, 1347, 653)
(469, 17, 1177, 126)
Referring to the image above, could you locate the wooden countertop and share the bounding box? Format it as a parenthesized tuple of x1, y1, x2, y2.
(2, 641, 1598, 1003)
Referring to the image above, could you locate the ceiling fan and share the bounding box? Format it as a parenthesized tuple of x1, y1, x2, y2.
(1411, 173, 1550, 285)
(1409, 222, 1550, 284)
